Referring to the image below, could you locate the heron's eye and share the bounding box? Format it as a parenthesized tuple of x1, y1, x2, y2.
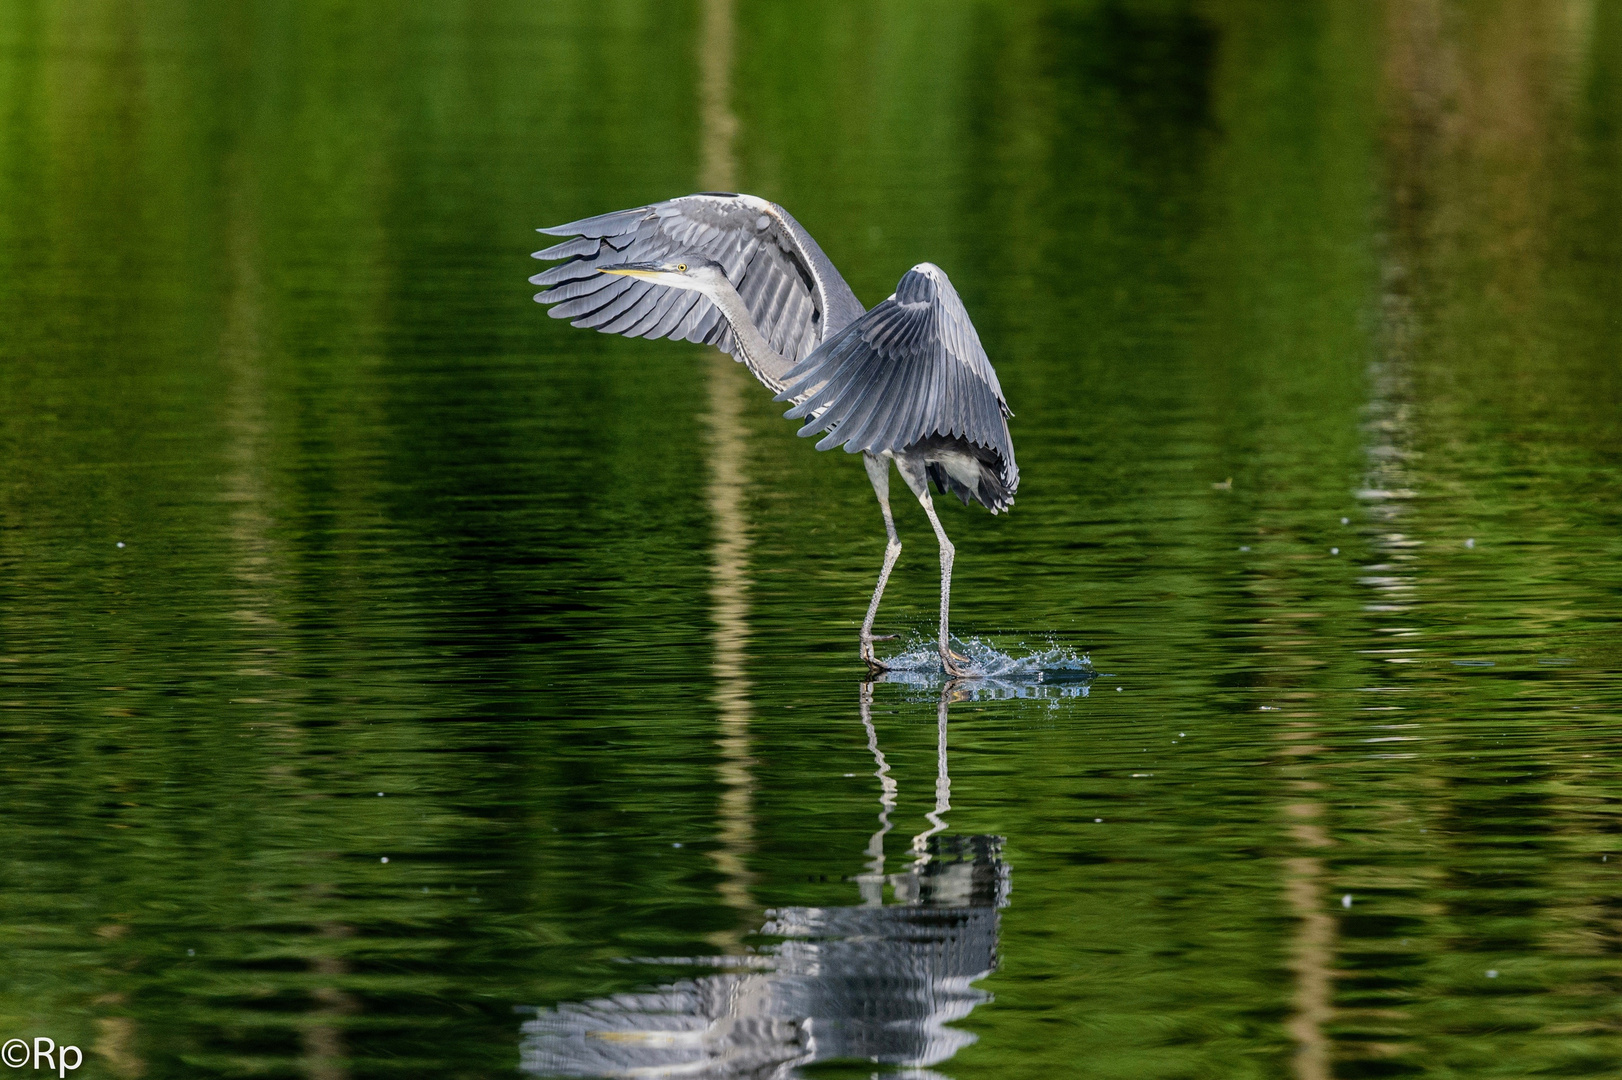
(676, 263, 688, 272)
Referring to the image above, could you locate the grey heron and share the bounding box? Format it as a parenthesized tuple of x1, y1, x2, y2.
(530, 193, 1017, 677)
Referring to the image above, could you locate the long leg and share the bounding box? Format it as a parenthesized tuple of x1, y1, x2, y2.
(860, 453, 902, 671)
(896, 456, 968, 677)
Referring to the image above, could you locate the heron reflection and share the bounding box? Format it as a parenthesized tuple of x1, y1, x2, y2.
(519, 679, 1015, 1079)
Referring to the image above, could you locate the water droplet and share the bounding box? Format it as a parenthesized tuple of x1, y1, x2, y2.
(1239, 545, 1251, 552)
(187, 948, 195, 956)
(1341, 894, 1352, 908)
(377, 792, 384, 797)
(380, 857, 389, 864)
(116, 541, 125, 548)
(1116, 686, 1122, 691)
(1465, 538, 1475, 548)
(1340, 517, 1349, 525)
(1486, 970, 1498, 978)
(1331, 547, 1339, 555)
(1094, 818, 1103, 823)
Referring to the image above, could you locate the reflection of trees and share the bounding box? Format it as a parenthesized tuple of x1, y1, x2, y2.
(520, 684, 1008, 1079)
(1317, 5, 1621, 1076)
(699, 0, 761, 955)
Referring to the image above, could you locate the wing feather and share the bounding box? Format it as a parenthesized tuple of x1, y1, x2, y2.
(533, 272, 617, 305)
(774, 263, 1016, 499)
(784, 335, 866, 424)
(648, 291, 702, 340)
(598, 290, 663, 336)
(814, 354, 899, 451)
(531, 193, 864, 367)
(619, 290, 678, 339)
(568, 279, 645, 329)
(532, 235, 600, 261)
(537, 206, 649, 239)
(550, 277, 634, 322)
(834, 349, 917, 452)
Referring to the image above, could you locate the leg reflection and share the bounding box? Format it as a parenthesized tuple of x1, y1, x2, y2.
(908, 685, 956, 871)
(856, 681, 899, 905)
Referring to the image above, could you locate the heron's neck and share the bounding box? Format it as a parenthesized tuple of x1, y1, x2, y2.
(703, 278, 794, 395)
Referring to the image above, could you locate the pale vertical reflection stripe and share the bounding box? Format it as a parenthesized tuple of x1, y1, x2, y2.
(1273, 686, 1334, 1080)
(1283, 801, 1334, 1080)
(700, 0, 738, 194)
(699, 0, 758, 948)
(219, 153, 354, 1080)
(1274, 705, 1334, 1070)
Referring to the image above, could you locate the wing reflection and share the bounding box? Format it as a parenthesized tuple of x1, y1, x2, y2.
(520, 680, 1010, 1080)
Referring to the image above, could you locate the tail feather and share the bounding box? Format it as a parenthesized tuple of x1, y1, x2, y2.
(915, 434, 1017, 514)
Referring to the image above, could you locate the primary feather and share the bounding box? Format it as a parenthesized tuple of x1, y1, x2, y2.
(531, 192, 864, 365)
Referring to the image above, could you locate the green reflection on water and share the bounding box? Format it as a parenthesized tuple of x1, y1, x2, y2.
(2, 2, 1620, 1078)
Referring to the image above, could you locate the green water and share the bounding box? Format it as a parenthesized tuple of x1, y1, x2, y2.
(3, 2, 1622, 1078)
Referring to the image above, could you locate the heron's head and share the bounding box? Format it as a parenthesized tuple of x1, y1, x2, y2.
(596, 257, 730, 294)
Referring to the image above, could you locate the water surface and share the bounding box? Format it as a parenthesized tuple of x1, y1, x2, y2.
(2, 3, 1621, 1078)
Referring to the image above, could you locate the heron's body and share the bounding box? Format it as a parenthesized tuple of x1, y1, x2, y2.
(530, 193, 1017, 676)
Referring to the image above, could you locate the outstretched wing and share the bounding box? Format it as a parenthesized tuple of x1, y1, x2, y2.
(530, 193, 864, 364)
(775, 263, 1017, 496)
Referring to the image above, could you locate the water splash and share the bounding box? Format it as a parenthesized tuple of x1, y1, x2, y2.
(876, 636, 1095, 699)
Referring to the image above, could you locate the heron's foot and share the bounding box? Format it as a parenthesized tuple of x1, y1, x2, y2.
(940, 647, 971, 679)
(860, 633, 895, 673)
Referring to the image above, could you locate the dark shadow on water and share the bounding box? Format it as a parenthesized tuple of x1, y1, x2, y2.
(517, 672, 1084, 1078)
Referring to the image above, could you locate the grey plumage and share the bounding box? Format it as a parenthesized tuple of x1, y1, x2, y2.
(531, 193, 1020, 676)
(775, 264, 1017, 514)
(532, 192, 863, 365)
